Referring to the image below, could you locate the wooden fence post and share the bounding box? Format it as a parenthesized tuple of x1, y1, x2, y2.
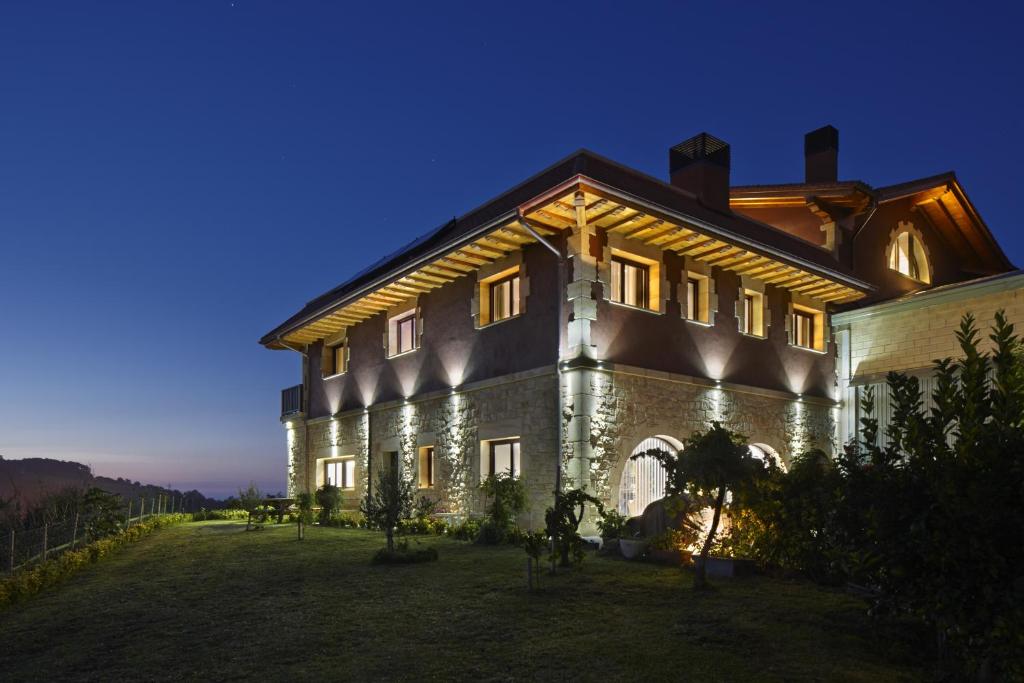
(71, 511, 80, 549)
(126, 500, 133, 528)
(139, 497, 145, 521)
(42, 523, 49, 561)
(8, 530, 14, 573)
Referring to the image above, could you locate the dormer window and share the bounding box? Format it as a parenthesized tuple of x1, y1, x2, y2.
(888, 227, 930, 284)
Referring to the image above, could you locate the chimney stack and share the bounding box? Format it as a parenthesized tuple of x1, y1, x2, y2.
(669, 132, 731, 211)
(804, 125, 839, 183)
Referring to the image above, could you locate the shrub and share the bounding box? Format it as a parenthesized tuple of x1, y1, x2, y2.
(522, 531, 547, 590)
(371, 545, 439, 565)
(450, 518, 481, 541)
(190, 508, 249, 522)
(596, 509, 629, 541)
(477, 473, 525, 545)
(0, 514, 188, 610)
(315, 485, 342, 525)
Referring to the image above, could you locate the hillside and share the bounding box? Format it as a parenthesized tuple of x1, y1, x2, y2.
(0, 456, 222, 513)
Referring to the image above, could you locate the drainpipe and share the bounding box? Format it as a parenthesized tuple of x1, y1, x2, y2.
(517, 213, 566, 496)
(277, 336, 311, 497)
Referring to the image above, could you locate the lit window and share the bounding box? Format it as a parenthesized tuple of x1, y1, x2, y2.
(684, 273, 709, 323)
(418, 446, 435, 488)
(482, 438, 521, 479)
(610, 256, 650, 309)
(739, 289, 764, 337)
(888, 231, 930, 283)
(489, 272, 520, 322)
(326, 459, 356, 489)
(790, 305, 824, 351)
(322, 339, 348, 377)
(793, 311, 813, 348)
(388, 311, 418, 356)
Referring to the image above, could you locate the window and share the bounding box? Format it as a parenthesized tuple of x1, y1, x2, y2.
(388, 310, 418, 356)
(488, 272, 520, 323)
(418, 446, 435, 488)
(792, 310, 814, 349)
(322, 339, 348, 377)
(684, 273, 710, 323)
(483, 438, 521, 479)
(610, 256, 650, 309)
(888, 230, 930, 283)
(325, 459, 355, 490)
(739, 289, 764, 337)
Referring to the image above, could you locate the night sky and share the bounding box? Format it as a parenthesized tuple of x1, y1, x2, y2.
(2, 2, 1021, 497)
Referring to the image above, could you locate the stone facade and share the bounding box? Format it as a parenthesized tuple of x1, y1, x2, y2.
(288, 362, 829, 530)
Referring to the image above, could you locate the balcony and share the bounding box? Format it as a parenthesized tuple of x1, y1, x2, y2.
(281, 384, 304, 417)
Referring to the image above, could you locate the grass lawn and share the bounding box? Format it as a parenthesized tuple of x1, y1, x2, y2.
(0, 521, 927, 681)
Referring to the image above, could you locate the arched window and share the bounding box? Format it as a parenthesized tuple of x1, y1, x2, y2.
(887, 227, 930, 284)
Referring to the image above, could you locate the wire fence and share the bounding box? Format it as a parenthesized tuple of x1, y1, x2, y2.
(1, 495, 185, 575)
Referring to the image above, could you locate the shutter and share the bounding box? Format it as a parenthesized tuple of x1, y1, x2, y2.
(736, 291, 746, 332)
(785, 303, 794, 344)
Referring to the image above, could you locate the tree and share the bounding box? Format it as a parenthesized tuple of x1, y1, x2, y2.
(544, 488, 602, 568)
(638, 421, 762, 589)
(361, 466, 413, 552)
(237, 482, 263, 531)
(478, 473, 526, 544)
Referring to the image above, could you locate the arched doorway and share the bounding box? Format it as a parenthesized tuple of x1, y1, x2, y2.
(749, 443, 785, 471)
(618, 435, 681, 517)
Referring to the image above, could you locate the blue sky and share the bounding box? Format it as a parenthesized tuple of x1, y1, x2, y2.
(1, 1, 1021, 497)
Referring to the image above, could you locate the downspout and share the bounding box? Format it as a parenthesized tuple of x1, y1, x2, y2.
(517, 213, 566, 496)
(277, 336, 312, 497)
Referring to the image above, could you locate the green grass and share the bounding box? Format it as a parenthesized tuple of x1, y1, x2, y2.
(0, 522, 927, 681)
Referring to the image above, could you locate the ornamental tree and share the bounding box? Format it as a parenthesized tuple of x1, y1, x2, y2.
(361, 466, 413, 552)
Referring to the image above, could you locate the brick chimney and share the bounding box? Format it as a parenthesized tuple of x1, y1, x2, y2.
(804, 125, 839, 183)
(669, 133, 731, 211)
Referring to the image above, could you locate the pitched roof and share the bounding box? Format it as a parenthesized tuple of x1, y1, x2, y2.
(261, 149, 873, 347)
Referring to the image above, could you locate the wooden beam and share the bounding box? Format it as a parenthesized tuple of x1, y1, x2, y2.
(675, 237, 719, 256)
(761, 267, 802, 285)
(465, 243, 505, 260)
(421, 264, 463, 279)
(603, 211, 647, 233)
(700, 248, 745, 267)
(714, 254, 763, 271)
(658, 231, 702, 251)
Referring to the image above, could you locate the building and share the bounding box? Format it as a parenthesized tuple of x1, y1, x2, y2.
(260, 126, 1016, 527)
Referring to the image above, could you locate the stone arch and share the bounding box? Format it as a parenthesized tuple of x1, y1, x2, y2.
(749, 442, 786, 472)
(614, 433, 684, 517)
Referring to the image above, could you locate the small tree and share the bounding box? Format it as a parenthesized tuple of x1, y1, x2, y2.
(544, 488, 602, 568)
(639, 422, 762, 589)
(361, 466, 413, 552)
(478, 473, 526, 544)
(296, 492, 313, 540)
(82, 488, 123, 540)
(238, 482, 263, 531)
(315, 484, 342, 524)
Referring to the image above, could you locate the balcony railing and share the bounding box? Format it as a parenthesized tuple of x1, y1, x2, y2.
(281, 384, 303, 417)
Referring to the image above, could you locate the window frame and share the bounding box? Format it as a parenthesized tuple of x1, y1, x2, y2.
(388, 310, 419, 357)
(488, 271, 521, 324)
(322, 339, 348, 378)
(483, 438, 521, 479)
(325, 458, 356, 490)
(684, 273, 710, 324)
(610, 255, 651, 310)
(792, 309, 814, 349)
(887, 229, 931, 284)
(418, 446, 435, 489)
(739, 289, 765, 338)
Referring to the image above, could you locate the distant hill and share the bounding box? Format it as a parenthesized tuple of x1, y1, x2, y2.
(0, 455, 223, 514)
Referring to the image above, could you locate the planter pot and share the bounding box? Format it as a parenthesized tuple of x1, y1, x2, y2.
(619, 538, 647, 560)
(649, 548, 693, 566)
(693, 556, 756, 578)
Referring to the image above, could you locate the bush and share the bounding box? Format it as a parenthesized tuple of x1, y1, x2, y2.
(478, 473, 525, 545)
(371, 540, 439, 565)
(315, 485, 343, 525)
(190, 508, 249, 522)
(450, 518, 481, 542)
(596, 509, 629, 541)
(0, 514, 188, 610)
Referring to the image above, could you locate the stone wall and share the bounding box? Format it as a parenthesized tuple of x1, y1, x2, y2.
(290, 369, 560, 529)
(838, 274, 1024, 381)
(574, 365, 834, 513)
